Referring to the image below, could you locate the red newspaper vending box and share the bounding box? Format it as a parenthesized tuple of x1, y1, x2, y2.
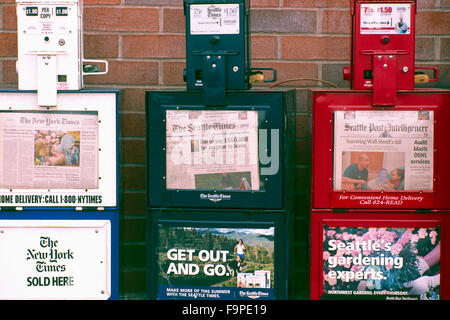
(310, 212, 449, 300)
(311, 0, 450, 210)
(309, 0, 450, 301)
(311, 90, 450, 210)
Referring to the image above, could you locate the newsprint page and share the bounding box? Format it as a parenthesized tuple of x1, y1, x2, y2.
(165, 110, 260, 191)
(333, 110, 433, 192)
(0, 111, 99, 190)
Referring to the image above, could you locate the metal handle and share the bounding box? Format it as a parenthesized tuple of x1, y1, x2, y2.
(249, 68, 277, 83)
(82, 59, 109, 76)
(415, 66, 439, 82)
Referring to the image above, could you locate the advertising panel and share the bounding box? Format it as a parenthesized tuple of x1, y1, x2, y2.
(0, 219, 111, 300)
(322, 225, 440, 300)
(360, 3, 411, 35)
(156, 224, 275, 300)
(189, 3, 240, 35)
(309, 213, 449, 300)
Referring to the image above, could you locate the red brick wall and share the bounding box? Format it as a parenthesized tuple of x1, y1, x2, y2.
(1, 0, 449, 299)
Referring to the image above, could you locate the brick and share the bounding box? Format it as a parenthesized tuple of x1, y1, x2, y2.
(415, 37, 435, 61)
(441, 0, 450, 8)
(416, 11, 450, 35)
(295, 89, 312, 113)
(293, 193, 310, 214)
(441, 38, 450, 60)
(84, 34, 119, 58)
(0, 32, 16, 56)
(85, 60, 158, 85)
(162, 61, 186, 85)
(121, 139, 146, 164)
(119, 270, 146, 293)
(83, 0, 121, 4)
(251, 61, 318, 87)
(122, 88, 147, 112)
(119, 244, 146, 268)
(83, 7, 159, 32)
(417, 0, 435, 8)
(296, 114, 311, 138)
(121, 192, 146, 215)
(284, 0, 348, 8)
(251, 0, 279, 7)
(250, 10, 316, 33)
(291, 221, 310, 244)
(120, 113, 146, 137)
(1, 60, 16, 84)
(322, 10, 351, 34)
(120, 218, 146, 241)
(322, 63, 351, 88)
(163, 8, 185, 33)
(2, 5, 16, 30)
(123, 35, 185, 59)
(295, 166, 310, 192)
(251, 35, 278, 59)
(281, 36, 351, 60)
(124, 0, 181, 5)
(296, 139, 311, 164)
(122, 166, 146, 190)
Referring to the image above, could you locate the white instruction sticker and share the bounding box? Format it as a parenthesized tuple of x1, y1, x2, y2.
(360, 3, 411, 34)
(190, 4, 240, 35)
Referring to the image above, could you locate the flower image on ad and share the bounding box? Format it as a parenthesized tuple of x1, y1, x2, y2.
(322, 225, 440, 300)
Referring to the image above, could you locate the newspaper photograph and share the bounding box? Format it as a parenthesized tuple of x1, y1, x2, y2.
(0, 111, 99, 189)
(333, 110, 433, 191)
(165, 110, 260, 191)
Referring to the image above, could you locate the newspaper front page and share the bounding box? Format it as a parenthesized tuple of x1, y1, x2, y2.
(166, 110, 260, 191)
(333, 110, 433, 191)
(0, 111, 99, 189)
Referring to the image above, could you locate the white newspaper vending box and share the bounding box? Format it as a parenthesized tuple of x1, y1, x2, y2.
(0, 89, 120, 300)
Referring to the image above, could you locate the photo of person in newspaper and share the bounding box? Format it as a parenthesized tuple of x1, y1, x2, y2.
(383, 167, 405, 190)
(34, 130, 80, 167)
(341, 153, 370, 190)
(340, 152, 405, 191)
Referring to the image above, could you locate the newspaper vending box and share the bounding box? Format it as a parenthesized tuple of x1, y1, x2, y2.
(310, 0, 450, 301)
(147, 0, 295, 211)
(0, 89, 120, 300)
(146, 0, 296, 300)
(146, 90, 295, 210)
(0, 0, 118, 300)
(311, 0, 450, 210)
